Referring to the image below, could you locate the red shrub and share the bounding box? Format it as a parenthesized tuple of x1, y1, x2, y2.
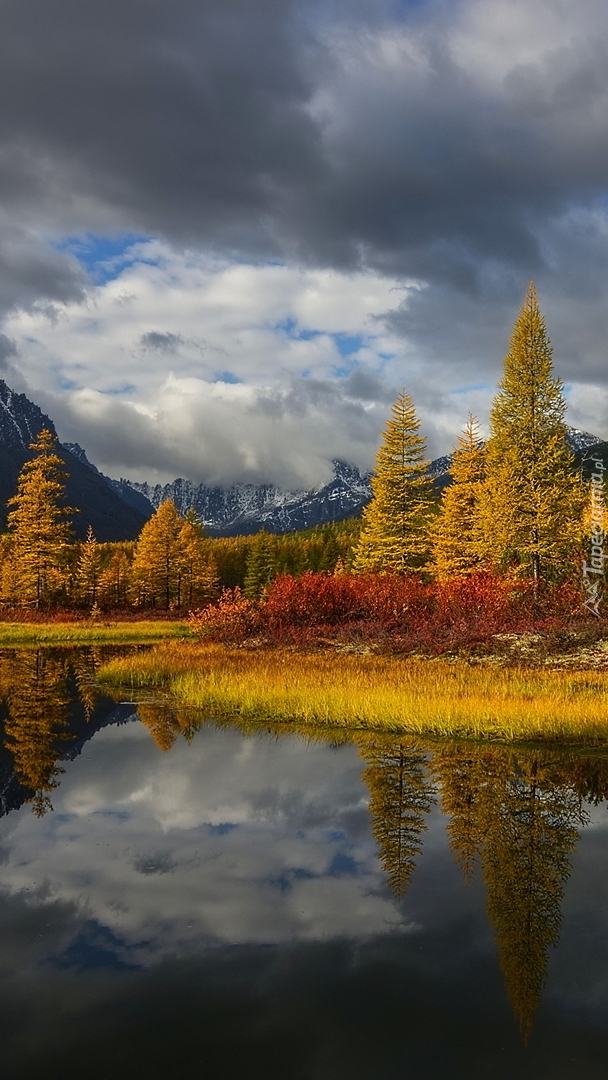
(263, 572, 365, 628)
(353, 573, 434, 631)
(189, 588, 261, 643)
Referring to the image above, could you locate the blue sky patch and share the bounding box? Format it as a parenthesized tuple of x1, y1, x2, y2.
(215, 371, 242, 384)
(56, 233, 151, 284)
(51, 920, 141, 973)
(450, 382, 490, 395)
(333, 333, 364, 357)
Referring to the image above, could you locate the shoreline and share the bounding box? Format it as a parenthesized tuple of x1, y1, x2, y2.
(0, 620, 191, 645)
(95, 639, 608, 746)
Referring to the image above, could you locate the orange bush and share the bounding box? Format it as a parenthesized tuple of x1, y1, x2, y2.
(188, 587, 261, 643)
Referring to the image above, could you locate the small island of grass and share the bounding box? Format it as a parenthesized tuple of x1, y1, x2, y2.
(97, 641, 608, 745)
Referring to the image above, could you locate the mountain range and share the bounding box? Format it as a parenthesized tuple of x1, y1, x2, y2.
(0, 379, 605, 540)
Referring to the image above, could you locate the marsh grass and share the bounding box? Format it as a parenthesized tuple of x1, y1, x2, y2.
(0, 621, 191, 645)
(97, 642, 608, 743)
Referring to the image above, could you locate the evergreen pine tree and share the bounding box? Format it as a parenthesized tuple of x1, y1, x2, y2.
(432, 415, 486, 580)
(353, 391, 433, 573)
(479, 283, 584, 581)
(6, 429, 76, 606)
(243, 531, 277, 598)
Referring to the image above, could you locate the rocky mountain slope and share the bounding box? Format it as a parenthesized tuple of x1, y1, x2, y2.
(0, 380, 149, 540)
(127, 460, 373, 536)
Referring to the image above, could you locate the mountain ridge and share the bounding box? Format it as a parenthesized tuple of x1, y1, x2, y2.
(0, 380, 149, 541)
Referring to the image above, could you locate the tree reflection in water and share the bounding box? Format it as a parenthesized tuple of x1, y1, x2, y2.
(359, 741, 435, 897)
(368, 737, 595, 1043)
(0, 646, 108, 815)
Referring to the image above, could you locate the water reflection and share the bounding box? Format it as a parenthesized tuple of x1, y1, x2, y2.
(1, 647, 608, 1074)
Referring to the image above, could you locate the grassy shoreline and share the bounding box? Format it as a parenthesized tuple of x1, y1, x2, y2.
(0, 621, 191, 645)
(97, 641, 608, 744)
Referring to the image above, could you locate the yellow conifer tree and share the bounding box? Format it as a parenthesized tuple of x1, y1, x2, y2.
(76, 525, 103, 606)
(479, 283, 584, 581)
(178, 519, 219, 608)
(130, 500, 184, 608)
(353, 390, 433, 573)
(98, 547, 131, 609)
(432, 415, 486, 580)
(6, 429, 76, 606)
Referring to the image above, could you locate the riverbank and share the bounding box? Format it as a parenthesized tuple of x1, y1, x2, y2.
(0, 621, 191, 645)
(97, 641, 608, 744)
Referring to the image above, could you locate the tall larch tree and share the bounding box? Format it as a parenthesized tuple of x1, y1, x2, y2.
(130, 500, 185, 608)
(99, 547, 131, 609)
(353, 391, 433, 574)
(178, 518, 219, 608)
(6, 429, 76, 606)
(479, 283, 584, 581)
(76, 525, 103, 607)
(432, 415, 486, 580)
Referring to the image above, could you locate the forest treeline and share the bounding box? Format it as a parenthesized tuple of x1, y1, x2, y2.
(0, 283, 604, 620)
(0, 466, 361, 610)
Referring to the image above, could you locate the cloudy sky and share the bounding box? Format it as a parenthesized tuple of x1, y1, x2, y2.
(2, 0, 608, 485)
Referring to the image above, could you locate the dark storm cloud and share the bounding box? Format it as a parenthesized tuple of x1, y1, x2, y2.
(0, 223, 86, 315)
(1, 0, 608, 290)
(140, 332, 186, 353)
(2, 0, 608, 458)
(0, 0, 323, 255)
(0, 334, 17, 371)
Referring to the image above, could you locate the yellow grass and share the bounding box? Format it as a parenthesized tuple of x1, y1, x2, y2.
(0, 621, 191, 645)
(97, 642, 608, 744)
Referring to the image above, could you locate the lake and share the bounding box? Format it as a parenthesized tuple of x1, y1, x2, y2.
(1, 646, 608, 1079)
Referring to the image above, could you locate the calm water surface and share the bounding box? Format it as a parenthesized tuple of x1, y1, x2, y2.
(1, 646, 608, 1079)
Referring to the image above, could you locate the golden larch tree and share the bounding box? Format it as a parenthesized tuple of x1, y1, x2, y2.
(432, 414, 486, 580)
(479, 283, 584, 581)
(178, 518, 219, 608)
(98, 547, 131, 609)
(6, 429, 76, 606)
(76, 525, 103, 606)
(130, 500, 186, 608)
(353, 390, 433, 573)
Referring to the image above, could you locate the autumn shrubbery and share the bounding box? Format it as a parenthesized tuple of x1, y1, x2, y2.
(187, 570, 589, 652)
